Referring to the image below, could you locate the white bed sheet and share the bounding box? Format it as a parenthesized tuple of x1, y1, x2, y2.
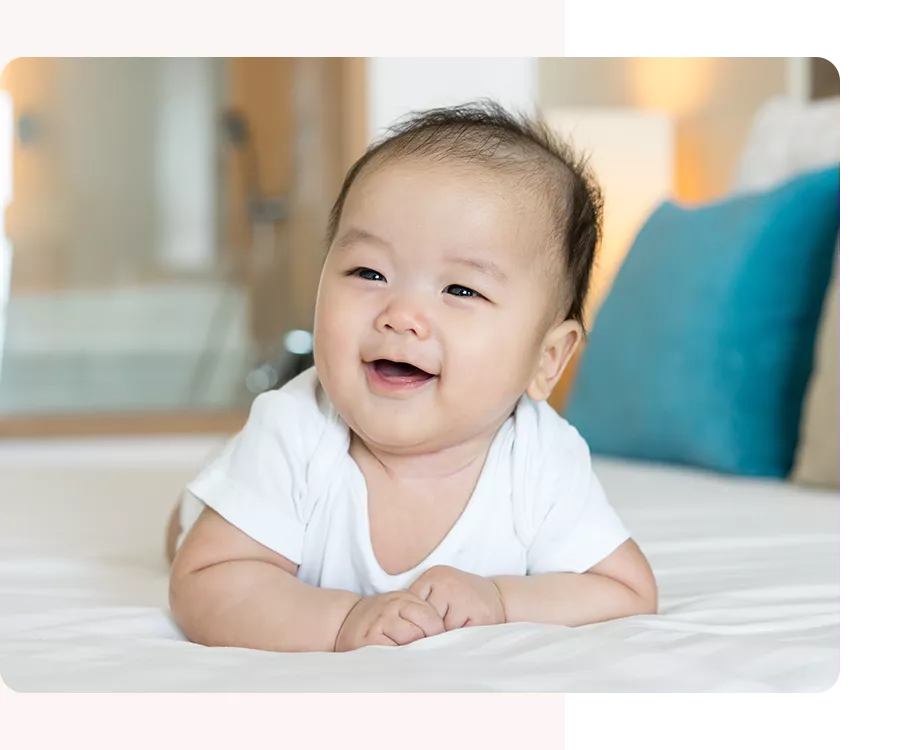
(0, 438, 838, 692)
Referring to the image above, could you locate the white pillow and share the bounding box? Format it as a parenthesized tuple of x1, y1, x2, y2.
(734, 97, 840, 193)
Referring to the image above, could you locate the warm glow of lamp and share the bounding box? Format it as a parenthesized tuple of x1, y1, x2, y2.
(627, 57, 717, 118)
(0, 58, 13, 87)
(544, 107, 674, 327)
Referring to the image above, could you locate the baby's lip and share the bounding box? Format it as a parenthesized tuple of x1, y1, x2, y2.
(363, 356, 439, 378)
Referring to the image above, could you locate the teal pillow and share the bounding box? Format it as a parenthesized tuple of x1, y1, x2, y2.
(566, 166, 840, 477)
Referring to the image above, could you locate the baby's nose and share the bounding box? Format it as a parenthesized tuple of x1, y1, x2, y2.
(376, 298, 431, 338)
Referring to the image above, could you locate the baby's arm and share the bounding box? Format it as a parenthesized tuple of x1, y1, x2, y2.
(171, 507, 446, 652)
(491, 538, 658, 626)
(170, 507, 361, 652)
(410, 539, 656, 630)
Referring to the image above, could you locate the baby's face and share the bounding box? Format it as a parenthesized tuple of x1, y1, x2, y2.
(313, 158, 564, 453)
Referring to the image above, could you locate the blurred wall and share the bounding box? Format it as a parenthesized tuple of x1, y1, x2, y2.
(1, 58, 224, 292)
(366, 58, 538, 140)
(539, 57, 793, 203)
(0, 58, 352, 345)
(1, 58, 61, 292)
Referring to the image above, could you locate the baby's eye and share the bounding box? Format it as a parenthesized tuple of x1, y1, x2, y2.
(352, 268, 386, 282)
(444, 284, 482, 299)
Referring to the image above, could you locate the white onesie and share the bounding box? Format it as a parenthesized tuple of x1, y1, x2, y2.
(180, 366, 630, 596)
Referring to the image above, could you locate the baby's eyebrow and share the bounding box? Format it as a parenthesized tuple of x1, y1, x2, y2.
(333, 227, 392, 252)
(447, 256, 509, 284)
(334, 228, 508, 284)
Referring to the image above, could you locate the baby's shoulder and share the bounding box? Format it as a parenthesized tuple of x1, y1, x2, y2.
(511, 394, 590, 464)
(242, 366, 337, 455)
(505, 396, 599, 547)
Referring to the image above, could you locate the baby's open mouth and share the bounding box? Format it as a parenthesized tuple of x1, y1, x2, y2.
(368, 359, 437, 385)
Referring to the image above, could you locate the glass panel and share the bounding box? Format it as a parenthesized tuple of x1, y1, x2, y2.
(0, 58, 333, 420)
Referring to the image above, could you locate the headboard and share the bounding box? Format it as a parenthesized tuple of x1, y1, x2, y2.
(810, 57, 841, 99)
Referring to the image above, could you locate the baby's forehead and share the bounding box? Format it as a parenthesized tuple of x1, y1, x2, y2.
(353, 155, 563, 241)
(340, 152, 566, 274)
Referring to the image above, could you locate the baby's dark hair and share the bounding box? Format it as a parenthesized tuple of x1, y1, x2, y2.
(325, 100, 603, 330)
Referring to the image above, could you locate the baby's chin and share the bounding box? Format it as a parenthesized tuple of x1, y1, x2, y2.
(350, 417, 447, 455)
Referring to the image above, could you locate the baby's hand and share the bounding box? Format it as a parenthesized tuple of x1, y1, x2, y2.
(334, 591, 446, 652)
(408, 566, 506, 630)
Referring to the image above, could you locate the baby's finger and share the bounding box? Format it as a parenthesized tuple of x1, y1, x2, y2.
(444, 602, 471, 631)
(419, 584, 450, 620)
(364, 631, 399, 648)
(408, 579, 431, 601)
(400, 600, 447, 638)
(381, 616, 426, 646)
(422, 588, 450, 621)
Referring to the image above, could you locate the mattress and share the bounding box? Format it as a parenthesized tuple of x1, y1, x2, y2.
(0, 437, 838, 692)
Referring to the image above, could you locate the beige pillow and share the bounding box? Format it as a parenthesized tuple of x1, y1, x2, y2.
(792, 244, 839, 488)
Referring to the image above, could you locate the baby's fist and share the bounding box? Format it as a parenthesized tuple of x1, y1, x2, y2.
(408, 566, 506, 631)
(334, 591, 446, 652)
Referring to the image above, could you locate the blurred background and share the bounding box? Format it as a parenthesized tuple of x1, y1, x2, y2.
(0, 57, 839, 437)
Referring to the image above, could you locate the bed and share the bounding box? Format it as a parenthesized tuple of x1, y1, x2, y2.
(0, 94, 840, 694)
(0, 435, 838, 692)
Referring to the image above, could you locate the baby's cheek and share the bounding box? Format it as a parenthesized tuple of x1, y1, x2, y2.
(317, 296, 360, 356)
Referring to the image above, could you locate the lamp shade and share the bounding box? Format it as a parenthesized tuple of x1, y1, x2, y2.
(543, 107, 674, 325)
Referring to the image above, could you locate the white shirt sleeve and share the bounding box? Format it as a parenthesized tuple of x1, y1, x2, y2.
(513, 399, 631, 576)
(185, 388, 318, 564)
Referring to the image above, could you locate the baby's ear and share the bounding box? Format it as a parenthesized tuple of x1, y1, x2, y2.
(526, 320, 583, 402)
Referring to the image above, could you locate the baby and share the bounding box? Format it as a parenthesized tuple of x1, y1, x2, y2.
(168, 102, 657, 653)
